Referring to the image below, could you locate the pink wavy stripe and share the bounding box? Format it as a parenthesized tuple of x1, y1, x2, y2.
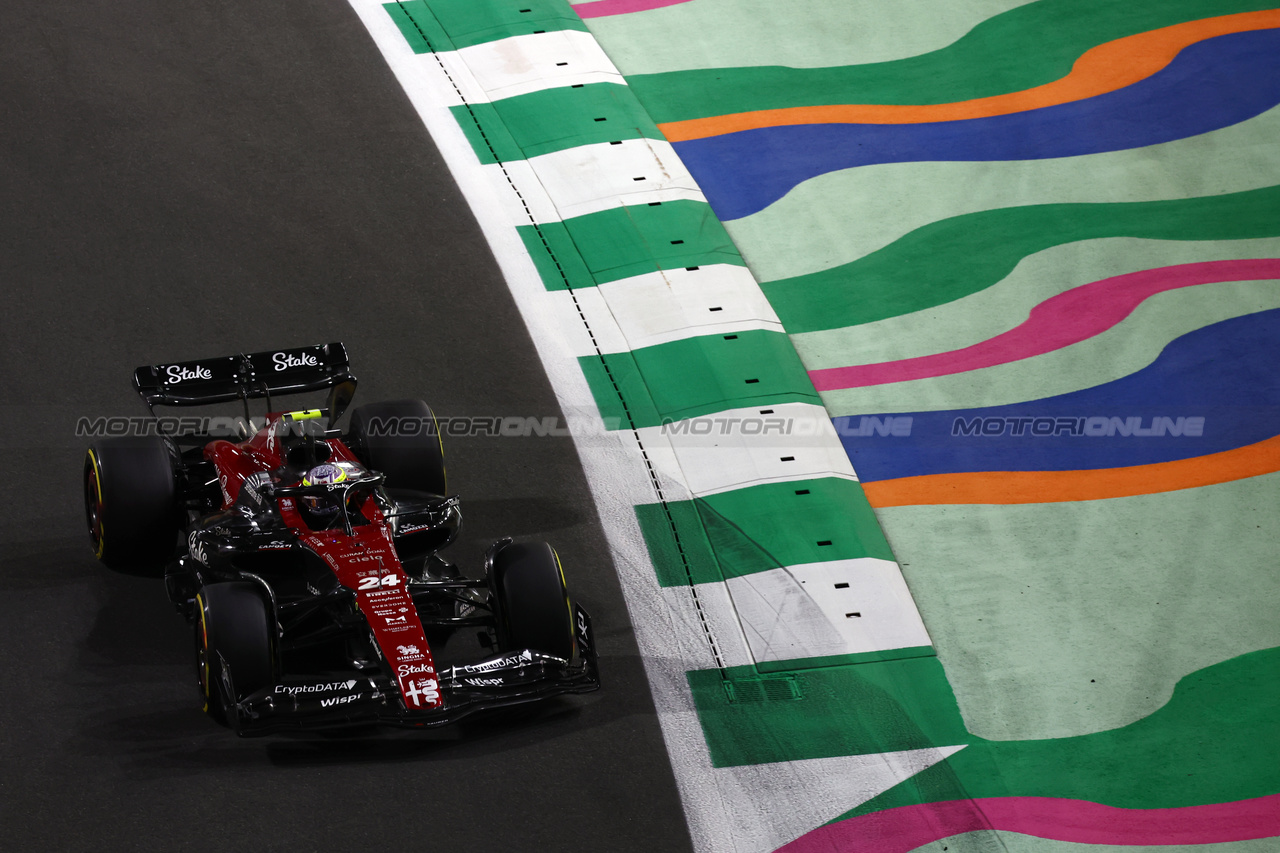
(573, 0, 694, 19)
(809, 258, 1280, 392)
(778, 793, 1280, 853)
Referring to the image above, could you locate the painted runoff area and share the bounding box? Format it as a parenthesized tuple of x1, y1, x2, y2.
(345, 1, 962, 851)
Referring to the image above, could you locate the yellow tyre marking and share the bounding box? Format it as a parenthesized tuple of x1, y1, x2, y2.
(432, 411, 448, 494)
(553, 547, 575, 657)
(87, 450, 105, 559)
(196, 592, 211, 713)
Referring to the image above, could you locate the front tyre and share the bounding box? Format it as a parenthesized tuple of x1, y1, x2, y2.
(195, 582, 277, 727)
(346, 399, 447, 495)
(490, 541, 576, 661)
(83, 437, 178, 576)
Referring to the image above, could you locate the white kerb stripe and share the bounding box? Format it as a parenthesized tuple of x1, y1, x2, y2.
(596, 265, 782, 351)
(724, 559, 933, 664)
(544, 266, 781, 356)
(480, 159, 563, 227)
(637, 402, 858, 497)
(526, 138, 705, 220)
(457, 30, 624, 102)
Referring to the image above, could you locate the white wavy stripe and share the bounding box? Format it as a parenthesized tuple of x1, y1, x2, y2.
(575, 0, 1036, 73)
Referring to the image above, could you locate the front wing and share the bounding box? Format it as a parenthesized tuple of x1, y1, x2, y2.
(223, 604, 600, 736)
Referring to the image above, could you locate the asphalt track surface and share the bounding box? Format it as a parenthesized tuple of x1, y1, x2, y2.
(0, 2, 693, 850)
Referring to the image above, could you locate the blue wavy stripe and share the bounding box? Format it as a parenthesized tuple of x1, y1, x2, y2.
(835, 308, 1280, 481)
(675, 28, 1280, 221)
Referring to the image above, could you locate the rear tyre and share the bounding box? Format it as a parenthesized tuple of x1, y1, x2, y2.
(83, 437, 178, 576)
(195, 582, 277, 727)
(346, 399, 447, 495)
(490, 541, 576, 661)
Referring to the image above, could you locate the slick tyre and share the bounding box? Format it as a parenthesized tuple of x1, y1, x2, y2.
(83, 437, 178, 576)
(491, 541, 576, 661)
(195, 582, 277, 727)
(347, 399, 447, 495)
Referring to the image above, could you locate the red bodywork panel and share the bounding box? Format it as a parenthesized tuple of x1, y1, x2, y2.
(203, 413, 442, 711)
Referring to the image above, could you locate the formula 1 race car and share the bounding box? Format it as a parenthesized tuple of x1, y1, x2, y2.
(82, 343, 598, 736)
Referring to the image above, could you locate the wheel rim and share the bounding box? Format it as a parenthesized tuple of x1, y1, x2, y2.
(83, 453, 105, 558)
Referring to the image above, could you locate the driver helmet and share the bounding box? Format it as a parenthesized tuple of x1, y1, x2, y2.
(299, 463, 347, 529)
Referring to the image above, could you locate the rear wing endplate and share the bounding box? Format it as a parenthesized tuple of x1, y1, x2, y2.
(133, 342, 357, 421)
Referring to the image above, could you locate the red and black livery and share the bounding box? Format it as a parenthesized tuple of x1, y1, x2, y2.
(83, 343, 598, 736)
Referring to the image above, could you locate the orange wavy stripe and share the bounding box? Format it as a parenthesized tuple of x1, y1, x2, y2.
(861, 432, 1280, 507)
(659, 10, 1280, 142)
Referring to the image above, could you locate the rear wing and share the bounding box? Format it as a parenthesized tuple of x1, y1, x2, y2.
(133, 342, 357, 421)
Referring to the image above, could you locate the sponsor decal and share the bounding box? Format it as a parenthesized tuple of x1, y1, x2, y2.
(188, 533, 208, 566)
(460, 650, 534, 674)
(403, 678, 440, 708)
(398, 521, 436, 535)
(319, 693, 361, 708)
(275, 680, 359, 695)
(241, 471, 271, 507)
(464, 677, 503, 687)
(165, 364, 213, 384)
(396, 644, 421, 657)
(257, 540, 292, 551)
(273, 351, 319, 371)
(397, 661, 436, 678)
(357, 575, 401, 590)
(576, 607, 591, 654)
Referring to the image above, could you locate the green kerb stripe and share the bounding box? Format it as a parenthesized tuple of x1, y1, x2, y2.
(519, 200, 745, 290)
(579, 330, 818, 429)
(452, 84, 665, 165)
(451, 102, 524, 164)
(636, 478, 895, 586)
(386, 1, 454, 53)
(688, 658, 968, 767)
(518, 221, 598, 290)
(388, 0, 587, 52)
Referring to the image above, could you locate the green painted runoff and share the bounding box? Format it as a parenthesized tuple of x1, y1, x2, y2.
(624, 0, 1280, 122)
(688, 656, 967, 766)
(763, 184, 1280, 332)
(635, 477, 895, 586)
(843, 646, 1280, 817)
